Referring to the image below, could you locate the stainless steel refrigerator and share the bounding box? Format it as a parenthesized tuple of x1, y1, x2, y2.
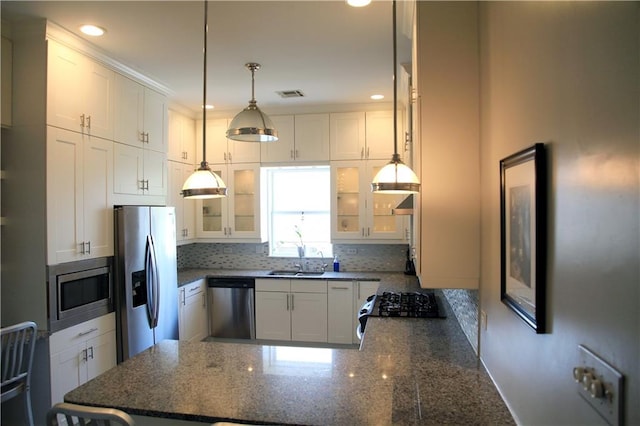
(114, 206, 179, 363)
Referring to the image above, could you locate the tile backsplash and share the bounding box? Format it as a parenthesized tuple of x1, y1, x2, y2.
(178, 242, 409, 272)
(442, 289, 479, 354)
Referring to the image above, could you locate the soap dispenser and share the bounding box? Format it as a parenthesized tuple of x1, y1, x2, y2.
(333, 255, 340, 272)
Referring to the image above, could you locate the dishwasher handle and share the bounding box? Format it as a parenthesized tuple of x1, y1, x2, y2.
(207, 277, 255, 288)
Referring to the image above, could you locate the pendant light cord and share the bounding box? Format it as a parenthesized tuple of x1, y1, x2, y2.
(392, 0, 399, 160)
(201, 0, 208, 167)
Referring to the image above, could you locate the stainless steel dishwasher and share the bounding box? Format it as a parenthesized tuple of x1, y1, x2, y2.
(207, 277, 255, 339)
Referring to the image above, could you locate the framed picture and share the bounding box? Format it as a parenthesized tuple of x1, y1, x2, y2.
(500, 143, 546, 333)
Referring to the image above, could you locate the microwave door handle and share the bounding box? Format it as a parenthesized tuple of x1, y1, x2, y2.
(148, 235, 160, 329)
(144, 236, 155, 329)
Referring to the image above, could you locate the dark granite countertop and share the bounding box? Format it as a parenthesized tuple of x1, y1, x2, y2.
(65, 270, 514, 425)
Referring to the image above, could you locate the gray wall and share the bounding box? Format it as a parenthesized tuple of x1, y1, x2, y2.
(478, 2, 639, 425)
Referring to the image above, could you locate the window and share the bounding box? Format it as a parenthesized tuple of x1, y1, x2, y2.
(266, 166, 332, 258)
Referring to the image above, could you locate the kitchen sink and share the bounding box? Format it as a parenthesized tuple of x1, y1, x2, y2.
(268, 270, 325, 277)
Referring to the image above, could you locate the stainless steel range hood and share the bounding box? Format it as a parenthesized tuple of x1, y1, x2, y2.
(392, 195, 413, 215)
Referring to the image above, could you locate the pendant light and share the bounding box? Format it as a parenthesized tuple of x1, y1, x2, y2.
(226, 63, 278, 142)
(371, 0, 420, 194)
(182, 0, 227, 199)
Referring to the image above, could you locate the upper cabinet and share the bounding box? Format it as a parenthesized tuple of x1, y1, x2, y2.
(46, 127, 113, 264)
(330, 111, 393, 161)
(197, 118, 261, 165)
(331, 160, 406, 242)
(113, 74, 167, 153)
(261, 114, 329, 163)
(47, 40, 114, 140)
(168, 109, 196, 164)
(414, 2, 480, 289)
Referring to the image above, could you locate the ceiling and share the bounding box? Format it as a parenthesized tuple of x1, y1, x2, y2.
(1, 0, 414, 116)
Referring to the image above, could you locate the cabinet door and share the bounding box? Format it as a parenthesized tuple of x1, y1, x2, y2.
(197, 166, 229, 238)
(47, 41, 86, 133)
(328, 282, 354, 344)
(255, 291, 291, 340)
(169, 161, 196, 242)
(366, 160, 406, 240)
(86, 329, 116, 380)
(261, 115, 294, 163)
(330, 112, 365, 160)
(353, 281, 379, 342)
(84, 60, 115, 140)
(201, 118, 229, 165)
(82, 136, 114, 258)
(228, 164, 261, 239)
(291, 292, 327, 343)
(113, 143, 143, 194)
(50, 344, 84, 405)
(47, 127, 83, 264)
(169, 110, 197, 164)
(179, 280, 208, 342)
(143, 87, 167, 153)
(331, 161, 364, 240)
(294, 114, 329, 161)
(364, 110, 394, 160)
(113, 74, 144, 147)
(143, 149, 167, 196)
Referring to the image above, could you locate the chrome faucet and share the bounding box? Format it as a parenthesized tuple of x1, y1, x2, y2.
(318, 251, 328, 272)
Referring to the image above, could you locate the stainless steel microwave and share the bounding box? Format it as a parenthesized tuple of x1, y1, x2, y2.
(47, 257, 114, 332)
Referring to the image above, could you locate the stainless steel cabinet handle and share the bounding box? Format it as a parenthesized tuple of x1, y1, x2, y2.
(139, 131, 146, 142)
(87, 346, 94, 360)
(86, 115, 91, 129)
(366, 147, 369, 158)
(228, 152, 232, 162)
(331, 286, 349, 290)
(224, 152, 227, 161)
(78, 327, 98, 337)
(291, 294, 294, 311)
(181, 289, 185, 306)
(360, 147, 364, 159)
(295, 149, 299, 159)
(81, 348, 87, 362)
(202, 293, 206, 308)
(80, 114, 85, 128)
(86, 241, 91, 254)
(286, 294, 290, 311)
(290, 150, 294, 159)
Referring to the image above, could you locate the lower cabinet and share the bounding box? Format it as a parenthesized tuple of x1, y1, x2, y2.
(178, 279, 208, 342)
(353, 281, 380, 342)
(328, 280, 380, 344)
(255, 279, 328, 343)
(327, 281, 354, 344)
(49, 313, 116, 405)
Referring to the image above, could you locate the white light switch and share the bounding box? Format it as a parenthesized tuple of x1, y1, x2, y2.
(573, 345, 624, 425)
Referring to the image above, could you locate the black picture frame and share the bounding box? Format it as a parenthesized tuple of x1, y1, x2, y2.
(500, 143, 546, 333)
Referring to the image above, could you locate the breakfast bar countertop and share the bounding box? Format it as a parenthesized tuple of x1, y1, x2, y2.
(65, 270, 514, 425)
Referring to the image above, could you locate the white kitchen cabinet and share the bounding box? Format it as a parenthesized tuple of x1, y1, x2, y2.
(353, 281, 379, 342)
(196, 163, 265, 241)
(47, 40, 114, 140)
(113, 73, 167, 153)
(329, 111, 393, 161)
(261, 114, 329, 163)
(168, 109, 196, 164)
(168, 161, 196, 243)
(46, 126, 113, 264)
(49, 313, 116, 405)
(331, 160, 406, 242)
(178, 279, 208, 342)
(197, 118, 261, 165)
(255, 279, 328, 343)
(113, 142, 167, 197)
(327, 281, 354, 344)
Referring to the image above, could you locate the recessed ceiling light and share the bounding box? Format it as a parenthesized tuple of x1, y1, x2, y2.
(346, 0, 371, 7)
(371, 94, 384, 100)
(80, 25, 106, 37)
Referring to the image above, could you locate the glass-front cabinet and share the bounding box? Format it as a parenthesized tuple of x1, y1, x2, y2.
(331, 160, 406, 241)
(196, 163, 265, 241)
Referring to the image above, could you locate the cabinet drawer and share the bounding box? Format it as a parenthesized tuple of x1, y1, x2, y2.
(256, 278, 290, 292)
(183, 279, 204, 298)
(291, 279, 327, 294)
(50, 312, 115, 354)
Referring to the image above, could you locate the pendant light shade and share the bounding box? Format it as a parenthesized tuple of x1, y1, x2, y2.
(371, 0, 420, 194)
(182, 0, 227, 199)
(227, 63, 278, 142)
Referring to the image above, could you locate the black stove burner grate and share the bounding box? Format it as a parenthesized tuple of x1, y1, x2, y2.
(377, 291, 441, 318)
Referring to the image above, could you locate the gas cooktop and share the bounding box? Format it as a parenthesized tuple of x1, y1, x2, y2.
(357, 291, 446, 339)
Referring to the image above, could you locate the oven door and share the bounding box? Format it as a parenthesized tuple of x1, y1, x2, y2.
(48, 257, 113, 332)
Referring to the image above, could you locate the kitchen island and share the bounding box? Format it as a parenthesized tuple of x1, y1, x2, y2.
(65, 271, 514, 425)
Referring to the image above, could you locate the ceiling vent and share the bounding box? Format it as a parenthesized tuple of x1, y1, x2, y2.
(276, 89, 305, 98)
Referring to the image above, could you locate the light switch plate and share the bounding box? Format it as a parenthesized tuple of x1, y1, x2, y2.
(576, 344, 624, 425)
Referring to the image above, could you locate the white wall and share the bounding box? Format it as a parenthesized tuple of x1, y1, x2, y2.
(478, 2, 639, 425)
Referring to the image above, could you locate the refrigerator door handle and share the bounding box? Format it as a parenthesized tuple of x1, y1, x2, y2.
(148, 235, 160, 329)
